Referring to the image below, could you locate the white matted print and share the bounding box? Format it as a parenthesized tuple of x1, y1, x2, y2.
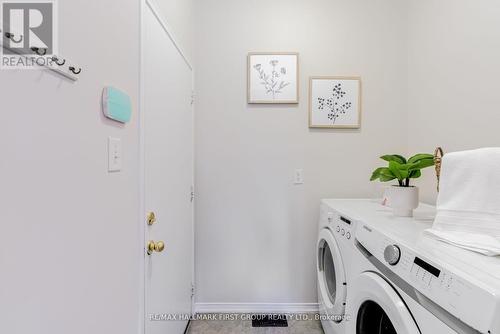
(247, 53, 299, 104)
(309, 77, 361, 128)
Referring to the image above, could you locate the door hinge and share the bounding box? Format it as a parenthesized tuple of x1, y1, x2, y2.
(191, 283, 195, 297)
(190, 185, 195, 202)
(191, 91, 195, 105)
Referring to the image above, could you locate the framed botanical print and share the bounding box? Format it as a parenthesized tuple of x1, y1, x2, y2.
(247, 52, 299, 104)
(309, 76, 362, 128)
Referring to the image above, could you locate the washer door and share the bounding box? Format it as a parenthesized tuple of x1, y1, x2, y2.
(351, 272, 420, 334)
(317, 228, 347, 321)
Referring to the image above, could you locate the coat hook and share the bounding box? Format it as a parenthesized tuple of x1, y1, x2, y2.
(51, 56, 65, 66)
(31, 47, 47, 56)
(5, 32, 23, 43)
(69, 66, 82, 75)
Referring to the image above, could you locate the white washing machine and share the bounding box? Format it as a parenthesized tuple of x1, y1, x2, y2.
(317, 201, 357, 333)
(320, 199, 500, 334)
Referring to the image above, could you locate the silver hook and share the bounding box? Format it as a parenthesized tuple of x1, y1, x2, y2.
(51, 56, 66, 66)
(31, 47, 47, 56)
(5, 32, 23, 43)
(69, 66, 82, 75)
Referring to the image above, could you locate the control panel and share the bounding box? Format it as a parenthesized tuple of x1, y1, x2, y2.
(356, 223, 499, 334)
(327, 210, 353, 241)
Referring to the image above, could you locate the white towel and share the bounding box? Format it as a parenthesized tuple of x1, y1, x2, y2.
(424, 148, 500, 256)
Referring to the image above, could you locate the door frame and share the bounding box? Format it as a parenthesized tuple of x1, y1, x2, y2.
(138, 0, 195, 333)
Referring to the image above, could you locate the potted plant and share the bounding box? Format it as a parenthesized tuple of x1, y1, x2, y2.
(370, 153, 435, 217)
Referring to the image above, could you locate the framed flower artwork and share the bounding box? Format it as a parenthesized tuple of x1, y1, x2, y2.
(247, 52, 299, 104)
(309, 76, 362, 128)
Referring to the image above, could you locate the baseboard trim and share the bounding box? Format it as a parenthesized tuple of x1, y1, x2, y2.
(194, 303, 319, 314)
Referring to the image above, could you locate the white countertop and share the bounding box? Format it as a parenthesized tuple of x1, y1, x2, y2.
(322, 199, 500, 289)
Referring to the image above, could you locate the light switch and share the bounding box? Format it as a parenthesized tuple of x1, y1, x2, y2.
(294, 169, 304, 184)
(108, 137, 122, 172)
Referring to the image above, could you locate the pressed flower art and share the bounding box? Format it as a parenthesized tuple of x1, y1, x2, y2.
(309, 77, 361, 128)
(248, 53, 298, 104)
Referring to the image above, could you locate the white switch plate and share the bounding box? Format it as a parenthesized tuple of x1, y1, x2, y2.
(108, 137, 122, 172)
(294, 169, 304, 184)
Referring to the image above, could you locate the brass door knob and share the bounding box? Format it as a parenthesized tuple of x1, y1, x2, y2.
(155, 241, 165, 252)
(146, 212, 156, 225)
(147, 240, 166, 255)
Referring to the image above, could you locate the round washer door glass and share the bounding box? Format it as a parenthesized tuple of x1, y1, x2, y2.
(321, 242, 337, 302)
(317, 228, 346, 319)
(357, 300, 396, 334)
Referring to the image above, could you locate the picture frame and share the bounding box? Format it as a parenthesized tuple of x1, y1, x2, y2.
(309, 76, 362, 129)
(247, 52, 299, 104)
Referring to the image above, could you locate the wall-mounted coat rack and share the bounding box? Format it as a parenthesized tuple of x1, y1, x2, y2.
(0, 28, 83, 81)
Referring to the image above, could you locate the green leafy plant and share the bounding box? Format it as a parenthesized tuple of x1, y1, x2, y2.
(370, 153, 435, 187)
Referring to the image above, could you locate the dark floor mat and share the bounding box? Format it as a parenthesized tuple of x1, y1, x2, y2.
(251, 314, 288, 327)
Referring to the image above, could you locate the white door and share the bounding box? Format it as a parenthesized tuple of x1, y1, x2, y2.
(143, 2, 194, 334)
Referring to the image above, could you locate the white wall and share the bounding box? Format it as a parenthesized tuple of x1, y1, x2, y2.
(407, 0, 500, 203)
(0, 1, 141, 334)
(0, 0, 197, 333)
(194, 0, 408, 308)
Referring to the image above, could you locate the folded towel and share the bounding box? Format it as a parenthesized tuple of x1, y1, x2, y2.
(424, 147, 500, 256)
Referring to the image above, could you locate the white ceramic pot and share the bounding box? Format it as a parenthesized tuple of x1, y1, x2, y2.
(384, 186, 419, 217)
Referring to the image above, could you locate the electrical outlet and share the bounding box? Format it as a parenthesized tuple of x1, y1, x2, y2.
(294, 169, 304, 184)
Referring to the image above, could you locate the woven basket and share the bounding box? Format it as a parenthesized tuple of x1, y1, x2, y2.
(434, 147, 444, 192)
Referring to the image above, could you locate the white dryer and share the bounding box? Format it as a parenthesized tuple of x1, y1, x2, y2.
(317, 201, 357, 334)
(321, 199, 500, 334)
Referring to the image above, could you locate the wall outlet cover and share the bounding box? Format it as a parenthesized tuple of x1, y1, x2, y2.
(294, 169, 304, 184)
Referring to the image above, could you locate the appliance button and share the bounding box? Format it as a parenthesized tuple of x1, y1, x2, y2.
(336, 226, 340, 232)
(346, 232, 351, 239)
(341, 229, 345, 236)
(384, 244, 401, 265)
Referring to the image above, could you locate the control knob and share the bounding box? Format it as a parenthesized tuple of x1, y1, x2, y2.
(384, 245, 401, 265)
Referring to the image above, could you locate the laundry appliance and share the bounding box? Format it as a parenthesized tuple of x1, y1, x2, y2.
(318, 199, 500, 334)
(317, 201, 358, 333)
